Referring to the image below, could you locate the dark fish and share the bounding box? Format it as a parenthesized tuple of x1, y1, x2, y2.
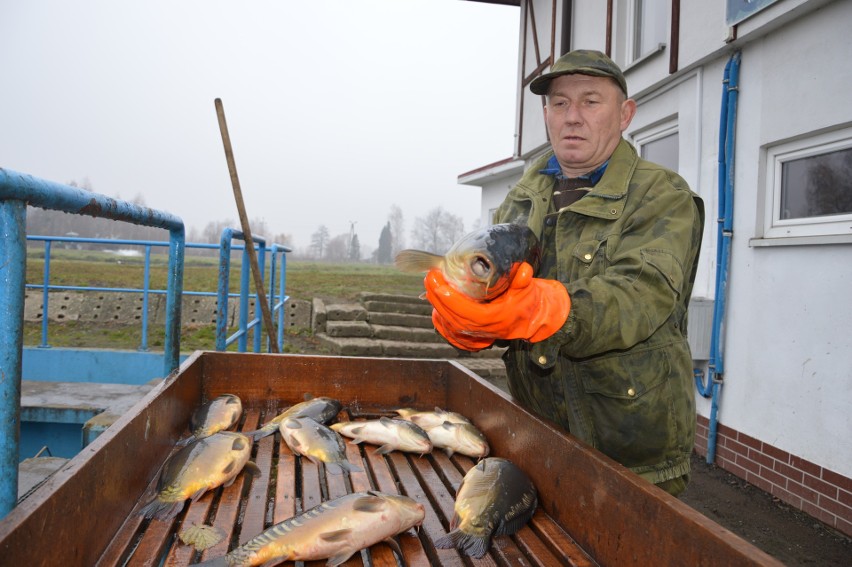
(138, 432, 261, 521)
(434, 457, 537, 558)
(178, 394, 242, 445)
(244, 396, 342, 441)
(189, 491, 425, 567)
(279, 416, 362, 475)
(394, 223, 540, 301)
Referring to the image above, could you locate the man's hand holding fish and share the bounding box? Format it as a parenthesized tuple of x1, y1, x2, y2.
(424, 261, 571, 351)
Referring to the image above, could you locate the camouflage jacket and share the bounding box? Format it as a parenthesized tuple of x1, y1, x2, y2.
(493, 138, 705, 485)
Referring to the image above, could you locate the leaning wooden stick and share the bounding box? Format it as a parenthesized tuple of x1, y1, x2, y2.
(214, 98, 280, 353)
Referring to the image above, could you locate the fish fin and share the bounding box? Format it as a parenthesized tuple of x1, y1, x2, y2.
(303, 392, 314, 401)
(319, 528, 353, 543)
(327, 551, 357, 567)
(378, 416, 395, 427)
(351, 494, 386, 513)
(443, 447, 455, 458)
(244, 426, 274, 441)
(395, 408, 414, 419)
(243, 461, 262, 478)
(433, 529, 491, 559)
(175, 436, 195, 447)
(382, 537, 404, 560)
(221, 459, 237, 476)
(341, 460, 364, 474)
(138, 497, 185, 521)
(190, 487, 209, 502)
(324, 462, 344, 475)
(374, 444, 394, 455)
(494, 495, 538, 536)
(394, 250, 444, 273)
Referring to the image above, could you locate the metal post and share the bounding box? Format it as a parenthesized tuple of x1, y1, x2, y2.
(0, 199, 26, 518)
(39, 240, 52, 348)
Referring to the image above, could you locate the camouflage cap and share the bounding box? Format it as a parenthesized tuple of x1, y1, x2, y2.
(530, 49, 627, 96)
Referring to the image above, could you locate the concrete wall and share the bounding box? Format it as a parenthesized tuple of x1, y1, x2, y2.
(24, 291, 312, 330)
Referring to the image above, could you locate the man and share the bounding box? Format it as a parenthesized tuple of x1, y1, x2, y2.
(424, 50, 705, 496)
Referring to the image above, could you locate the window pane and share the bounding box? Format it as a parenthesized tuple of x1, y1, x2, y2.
(641, 132, 679, 172)
(780, 147, 852, 220)
(634, 0, 666, 59)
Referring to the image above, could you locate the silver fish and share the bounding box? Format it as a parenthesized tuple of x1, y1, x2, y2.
(138, 432, 260, 521)
(434, 457, 537, 558)
(279, 416, 362, 475)
(395, 406, 471, 430)
(178, 394, 243, 445)
(245, 396, 342, 441)
(331, 417, 433, 455)
(394, 223, 541, 301)
(426, 421, 490, 459)
(189, 491, 425, 567)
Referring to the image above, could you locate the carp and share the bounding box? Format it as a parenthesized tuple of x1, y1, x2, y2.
(394, 223, 541, 301)
(395, 406, 471, 430)
(179, 394, 243, 445)
(189, 491, 425, 567)
(425, 421, 490, 459)
(138, 432, 260, 521)
(435, 457, 537, 558)
(330, 417, 433, 455)
(279, 416, 362, 475)
(245, 396, 342, 441)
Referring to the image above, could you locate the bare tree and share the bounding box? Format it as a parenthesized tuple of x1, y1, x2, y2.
(410, 207, 465, 253)
(388, 204, 405, 257)
(310, 225, 330, 258)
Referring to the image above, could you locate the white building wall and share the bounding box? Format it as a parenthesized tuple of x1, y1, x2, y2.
(712, 0, 852, 477)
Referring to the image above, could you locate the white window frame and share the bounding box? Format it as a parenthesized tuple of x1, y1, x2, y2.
(633, 118, 679, 171)
(624, 0, 668, 66)
(761, 127, 852, 241)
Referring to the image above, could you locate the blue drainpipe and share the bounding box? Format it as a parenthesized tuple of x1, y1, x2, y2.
(695, 51, 741, 464)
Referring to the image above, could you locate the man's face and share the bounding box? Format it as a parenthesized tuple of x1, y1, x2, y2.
(544, 74, 636, 177)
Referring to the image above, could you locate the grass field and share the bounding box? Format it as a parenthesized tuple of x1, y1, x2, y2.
(23, 251, 427, 352)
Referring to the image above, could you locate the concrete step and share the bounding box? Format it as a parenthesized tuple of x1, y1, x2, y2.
(324, 303, 368, 321)
(362, 300, 432, 316)
(371, 324, 442, 343)
(368, 311, 434, 329)
(326, 320, 373, 338)
(357, 292, 424, 305)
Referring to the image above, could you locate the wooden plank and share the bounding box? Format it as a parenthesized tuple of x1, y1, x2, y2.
(239, 422, 275, 545)
(196, 410, 261, 564)
(384, 452, 467, 567)
(528, 514, 597, 567)
(275, 434, 296, 524)
(364, 449, 432, 567)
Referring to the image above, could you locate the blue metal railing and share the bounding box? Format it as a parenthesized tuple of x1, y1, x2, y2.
(1, 167, 186, 518)
(26, 234, 291, 354)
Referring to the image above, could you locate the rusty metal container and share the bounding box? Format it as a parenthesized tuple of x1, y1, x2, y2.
(0, 352, 783, 566)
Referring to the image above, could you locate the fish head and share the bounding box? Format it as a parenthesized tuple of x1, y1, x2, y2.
(397, 421, 433, 454)
(382, 493, 426, 529)
(442, 224, 540, 301)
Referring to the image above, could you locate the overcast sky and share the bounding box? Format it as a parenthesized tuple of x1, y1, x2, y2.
(1, 0, 520, 255)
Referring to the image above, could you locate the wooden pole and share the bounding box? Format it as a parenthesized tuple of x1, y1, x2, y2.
(214, 98, 280, 353)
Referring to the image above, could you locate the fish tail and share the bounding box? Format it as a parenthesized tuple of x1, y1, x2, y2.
(433, 529, 491, 559)
(394, 250, 443, 273)
(244, 425, 274, 441)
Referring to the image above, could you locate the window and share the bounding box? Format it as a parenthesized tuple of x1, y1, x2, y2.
(763, 128, 852, 240)
(635, 121, 679, 172)
(627, 0, 667, 64)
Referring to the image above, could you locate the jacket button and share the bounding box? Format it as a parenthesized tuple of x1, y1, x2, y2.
(538, 355, 548, 365)
(584, 253, 592, 261)
(610, 208, 618, 215)
(627, 388, 636, 397)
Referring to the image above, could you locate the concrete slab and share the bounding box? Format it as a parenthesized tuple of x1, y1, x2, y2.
(18, 456, 69, 502)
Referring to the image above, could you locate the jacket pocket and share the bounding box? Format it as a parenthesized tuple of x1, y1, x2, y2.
(576, 347, 676, 468)
(565, 239, 606, 280)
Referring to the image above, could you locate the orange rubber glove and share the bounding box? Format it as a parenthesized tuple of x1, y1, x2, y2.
(424, 262, 571, 351)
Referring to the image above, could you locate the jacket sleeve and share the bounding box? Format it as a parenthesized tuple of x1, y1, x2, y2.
(539, 170, 704, 360)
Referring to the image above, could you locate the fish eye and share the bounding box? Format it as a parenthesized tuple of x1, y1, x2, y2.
(470, 256, 492, 277)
